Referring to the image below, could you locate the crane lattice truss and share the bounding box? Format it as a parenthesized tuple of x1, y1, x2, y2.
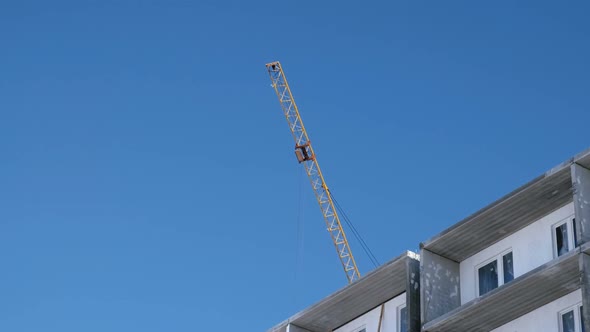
(266, 61, 361, 283)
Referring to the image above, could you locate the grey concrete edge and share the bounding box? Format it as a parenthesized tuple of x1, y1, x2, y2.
(266, 250, 420, 332)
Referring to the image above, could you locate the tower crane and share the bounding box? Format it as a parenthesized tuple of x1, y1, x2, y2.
(266, 61, 361, 284)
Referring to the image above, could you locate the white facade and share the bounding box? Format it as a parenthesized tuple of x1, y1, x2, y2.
(491, 290, 582, 332)
(459, 203, 575, 304)
(334, 292, 406, 332)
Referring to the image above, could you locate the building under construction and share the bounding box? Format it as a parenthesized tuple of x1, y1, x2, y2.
(267, 147, 590, 332)
(265, 61, 590, 332)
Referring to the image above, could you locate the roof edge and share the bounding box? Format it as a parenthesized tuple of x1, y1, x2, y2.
(420, 149, 583, 251)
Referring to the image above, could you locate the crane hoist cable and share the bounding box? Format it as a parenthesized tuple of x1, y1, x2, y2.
(266, 61, 364, 283)
(330, 191, 380, 268)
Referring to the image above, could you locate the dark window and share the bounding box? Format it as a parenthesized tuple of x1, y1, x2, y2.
(478, 260, 498, 296)
(399, 306, 407, 332)
(556, 223, 570, 257)
(503, 252, 514, 283)
(581, 305, 585, 332)
(574, 218, 579, 248)
(562, 309, 575, 332)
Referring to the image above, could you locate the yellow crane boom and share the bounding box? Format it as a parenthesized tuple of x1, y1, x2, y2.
(266, 61, 361, 283)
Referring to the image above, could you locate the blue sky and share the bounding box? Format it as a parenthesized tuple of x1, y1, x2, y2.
(1, 1, 589, 331)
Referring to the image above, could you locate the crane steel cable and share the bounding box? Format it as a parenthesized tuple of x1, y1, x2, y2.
(330, 190, 380, 268)
(293, 166, 305, 306)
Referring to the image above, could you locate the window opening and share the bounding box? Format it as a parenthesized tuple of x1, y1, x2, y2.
(563, 310, 576, 332)
(477, 250, 514, 296)
(574, 218, 579, 248)
(581, 306, 585, 332)
(560, 303, 584, 332)
(556, 223, 570, 256)
(478, 260, 498, 296)
(503, 252, 514, 283)
(398, 304, 407, 332)
(553, 216, 577, 258)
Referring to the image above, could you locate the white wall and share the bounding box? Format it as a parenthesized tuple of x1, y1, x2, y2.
(460, 203, 574, 304)
(491, 289, 581, 332)
(334, 292, 405, 332)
